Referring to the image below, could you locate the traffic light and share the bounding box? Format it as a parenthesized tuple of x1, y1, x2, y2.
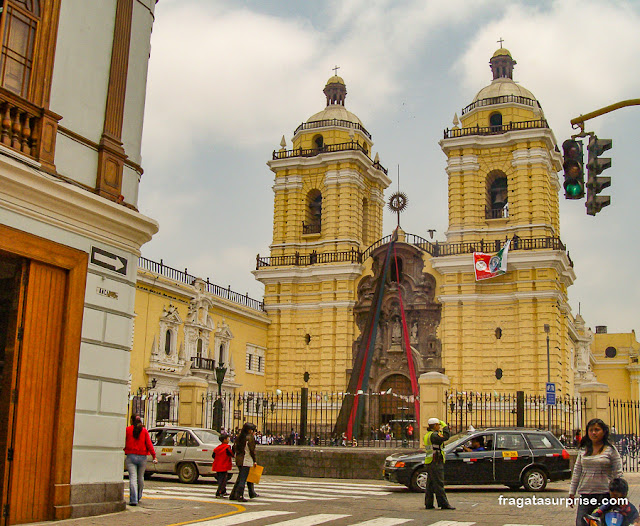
(562, 139, 584, 199)
(586, 135, 612, 216)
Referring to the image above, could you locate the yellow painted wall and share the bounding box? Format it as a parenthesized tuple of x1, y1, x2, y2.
(592, 331, 640, 400)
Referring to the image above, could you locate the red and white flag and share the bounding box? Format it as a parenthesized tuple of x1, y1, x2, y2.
(473, 240, 510, 281)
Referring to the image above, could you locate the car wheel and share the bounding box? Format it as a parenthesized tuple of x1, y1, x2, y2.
(522, 467, 547, 492)
(410, 466, 428, 492)
(177, 462, 199, 484)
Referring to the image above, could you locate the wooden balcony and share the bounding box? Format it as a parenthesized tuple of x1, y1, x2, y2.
(0, 87, 61, 171)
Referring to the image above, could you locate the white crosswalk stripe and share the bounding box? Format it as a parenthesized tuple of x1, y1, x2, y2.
(127, 480, 392, 506)
(190, 511, 292, 525)
(424, 522, 475, 526)
(192, 511, 410, 526)
(349, 519, 413, 526)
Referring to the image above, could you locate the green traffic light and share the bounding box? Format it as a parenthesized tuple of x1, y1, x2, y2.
(565, 182, 583, 197)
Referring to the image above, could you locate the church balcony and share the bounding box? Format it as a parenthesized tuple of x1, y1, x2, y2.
(486, 206, 509, 219)
(443, 118, 549, 139)
(191, 356, 216, 371)
(256, 234, 573, 269)
(461, 95, 541, 116)
(272, 141, 388, 174)
(302, 221, 321, 234)
(293, 118, 372, 140)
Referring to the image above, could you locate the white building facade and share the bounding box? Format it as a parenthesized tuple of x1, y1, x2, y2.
(0, 0, 158, 521)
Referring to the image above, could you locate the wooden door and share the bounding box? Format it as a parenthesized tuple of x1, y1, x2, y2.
(3, 261, 67, 524)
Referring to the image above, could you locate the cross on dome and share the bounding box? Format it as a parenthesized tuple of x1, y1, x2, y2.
(497, 37, 504, 47)
(332, 65, 340, 76)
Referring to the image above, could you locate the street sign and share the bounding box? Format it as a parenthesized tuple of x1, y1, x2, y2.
(90, 247, 128, 276)
(546, 382, 556, 406)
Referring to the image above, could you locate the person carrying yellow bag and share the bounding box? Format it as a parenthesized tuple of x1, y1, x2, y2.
(423, 417, 455, 510)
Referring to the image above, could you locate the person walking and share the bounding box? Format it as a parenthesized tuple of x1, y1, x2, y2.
(423, 417, 455, 510)
(569, 418, 623, 526)
(212, 433, 234, 497)
(229, 422, 259, 502)
(124, 413, 157, 506)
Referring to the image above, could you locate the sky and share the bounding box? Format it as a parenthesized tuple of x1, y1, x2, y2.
(139, 0, 640, 334)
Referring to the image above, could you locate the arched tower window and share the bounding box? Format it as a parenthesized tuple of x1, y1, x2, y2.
(313, 134, 323, 149)
(164, 330, 172, 355)
(0, 0, 40, 98)
(486, 171, 508, 219)
(219, 343, 225, 366)
(304, 189, 322, 234)
(489, 112, 502, 131)
(196, 338, 203, 358)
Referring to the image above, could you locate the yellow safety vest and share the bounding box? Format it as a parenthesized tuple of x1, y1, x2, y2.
(423, 430, 445, 464)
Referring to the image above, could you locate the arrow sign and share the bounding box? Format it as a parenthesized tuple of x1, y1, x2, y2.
(91, 247, 128, 275)
(546, 382, 556, 406)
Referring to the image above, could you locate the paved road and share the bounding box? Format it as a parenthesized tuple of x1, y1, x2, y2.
(31, 473, 640, 526)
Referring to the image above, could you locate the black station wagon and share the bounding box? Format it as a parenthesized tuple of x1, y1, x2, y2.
(383, 428, 571, 492)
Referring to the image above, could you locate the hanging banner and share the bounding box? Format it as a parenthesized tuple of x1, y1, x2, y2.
(473, 240, 510, 281)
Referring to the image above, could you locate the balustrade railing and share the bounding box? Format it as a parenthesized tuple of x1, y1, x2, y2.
(461, 95, 541, 115)
(138, 256, 265, 311)
(302, 221, 321, 234)
(191, 356, 216, 371)
(486, 206, 509, 219)
(272, 141, 388, 174)
(443, 119, 549, 139)
(0, 87, 60, 167)
(293, 118, 372, 140)
(256, 235, 569, 269)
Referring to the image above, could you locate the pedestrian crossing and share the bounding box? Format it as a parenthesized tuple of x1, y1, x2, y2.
(128, 480, 394, 506)
(142, 510, 545, 526)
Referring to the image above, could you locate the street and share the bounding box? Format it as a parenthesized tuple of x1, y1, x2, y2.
(32, 473, 637, 526)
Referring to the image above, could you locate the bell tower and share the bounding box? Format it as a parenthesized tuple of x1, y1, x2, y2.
(254, 75, 391, 391)
(433, 48, 578, 395)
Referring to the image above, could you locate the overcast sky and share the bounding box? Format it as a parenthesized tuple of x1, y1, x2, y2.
(139, 0, 640, 335)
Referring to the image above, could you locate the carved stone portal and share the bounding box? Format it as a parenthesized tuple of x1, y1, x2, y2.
(353, 242, 443, 392)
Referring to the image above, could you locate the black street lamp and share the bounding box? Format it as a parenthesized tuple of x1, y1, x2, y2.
(214, 363, 227, 431)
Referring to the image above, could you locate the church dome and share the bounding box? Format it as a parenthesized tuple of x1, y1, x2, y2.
(306, 74, 364, 126)
(472, 77, 536, 102)
(471, 47, 537, 103)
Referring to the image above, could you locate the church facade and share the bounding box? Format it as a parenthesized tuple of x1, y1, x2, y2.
(255, 48, 585, 401)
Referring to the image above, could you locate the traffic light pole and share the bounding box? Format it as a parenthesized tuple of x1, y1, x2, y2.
(570, 99, 640, 132)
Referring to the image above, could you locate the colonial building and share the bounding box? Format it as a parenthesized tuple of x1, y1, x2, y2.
(255, 49, 584, 404)
(590, 326, 640, 400)
(0, 1, 158, 522)
(131, 258, 269, 423)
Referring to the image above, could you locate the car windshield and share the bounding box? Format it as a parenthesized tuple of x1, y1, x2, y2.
(192, 429, 220, 444)
(443, 431, 474, 452)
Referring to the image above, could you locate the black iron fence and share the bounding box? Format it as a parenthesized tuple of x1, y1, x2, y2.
(609, 398, 640, 472)
(138, 256, 265, 311)
(443, 119, 549, 139)
(202, 390, 421, 448)
(127, 392, 180, 428)
(445, 390, 586, 440)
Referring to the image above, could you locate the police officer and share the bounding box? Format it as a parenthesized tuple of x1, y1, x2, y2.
(423, 417, 455, 510)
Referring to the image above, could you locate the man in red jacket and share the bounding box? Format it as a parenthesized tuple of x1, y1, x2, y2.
(212, 434, 234, 497)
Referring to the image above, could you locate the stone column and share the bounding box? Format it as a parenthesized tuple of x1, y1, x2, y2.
(577, 381, 610, 430)
(418, 372, 450, 440)
(178, 376, 209, 427)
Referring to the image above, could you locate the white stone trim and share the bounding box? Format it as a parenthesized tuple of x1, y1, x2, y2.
(263, 300, 356, 311)
(273, 174, 303, 192)
(440, 128, 559, 155)
(436, 289, 566, 303)
(446, 154, 480, 175)
(270, 238, 361, 250)
(253, 262, 363, 285)
(0, 154, 158, 253)
(324, 169, 366, 190)
(445, 223, 558, 237)
(511, 147, 562, 173)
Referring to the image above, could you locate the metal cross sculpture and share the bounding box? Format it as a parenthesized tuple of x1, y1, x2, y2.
(388, 192, 408, 228)
(497, 37, 504, 47)
(332, 65, 340, 76)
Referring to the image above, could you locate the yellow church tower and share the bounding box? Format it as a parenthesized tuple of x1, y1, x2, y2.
(433, 47, 577, 395)
(254, 74, 391, 392)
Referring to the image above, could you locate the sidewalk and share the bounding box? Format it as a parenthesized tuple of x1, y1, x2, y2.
(28, 498, 241, 526)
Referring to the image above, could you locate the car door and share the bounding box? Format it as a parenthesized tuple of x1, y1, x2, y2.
(145, 429, 163, 473)
(155, 429, 188, 473)
(183, 431, 210, 475)
(446, 432, 495, 484)
(493, 432, 533, 483)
